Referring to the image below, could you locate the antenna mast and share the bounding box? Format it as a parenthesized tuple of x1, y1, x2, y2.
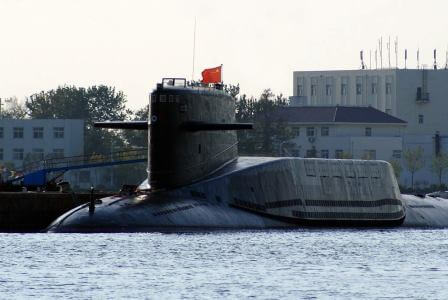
(417, 48, 420, 69)
(404, 49, 407, 69)
(387, 36, 391, 69)
(445, 45, 448, 69)
(191, 18, 197, 81)
(379, 37, 383, 69)
(360, 50, 365, 69)
(394, 36, 398, 69)
(434, 49, 437, 70)
(375, 49, 378, 69)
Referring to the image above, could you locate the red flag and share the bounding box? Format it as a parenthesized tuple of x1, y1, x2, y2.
(201, 65, 222, 84)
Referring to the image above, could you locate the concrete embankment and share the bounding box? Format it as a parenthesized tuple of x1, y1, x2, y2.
(0, 192, 113, 232)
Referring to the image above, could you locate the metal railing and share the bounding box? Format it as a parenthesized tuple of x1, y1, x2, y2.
(19, 148, 148, 174)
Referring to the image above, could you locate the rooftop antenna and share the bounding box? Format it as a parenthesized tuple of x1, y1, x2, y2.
(379, 37, 383, 69)
(404, 49, 408, 69)
(191, 17, 197, 81)
(417, 48, 420, 69)
(445, 45, 448, 69)
(375, 49, 378, 69)
(369, 50, 372, 69)
(387, 36, 391, 69)
(360, 50, 365, 69)
(434, 49, 438, 70)
(394, 36, 398, 69)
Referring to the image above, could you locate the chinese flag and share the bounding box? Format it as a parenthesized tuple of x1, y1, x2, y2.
(201, 65, 222, 84)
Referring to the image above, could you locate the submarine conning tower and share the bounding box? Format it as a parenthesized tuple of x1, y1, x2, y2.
(149, 78, 251, 190)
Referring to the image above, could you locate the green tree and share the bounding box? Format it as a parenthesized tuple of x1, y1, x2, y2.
(1, 97, 28, 119)
(341, 152, 353, 159)
(430, 152, 448, 188)
(25, 85, 131, 154)
(121, 104, 149, 148)
(235, 89, 292, 156)
(389, 159, 403, 180)
(403, 146, 425, 190)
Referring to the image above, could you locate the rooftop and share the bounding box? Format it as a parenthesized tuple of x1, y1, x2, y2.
(270, 106, 407, 124)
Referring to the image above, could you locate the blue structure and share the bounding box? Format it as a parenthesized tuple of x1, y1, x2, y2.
(8, 149, 147, 187)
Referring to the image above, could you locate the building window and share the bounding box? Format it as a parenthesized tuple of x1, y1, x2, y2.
(0, 148, 3, 160)
(306, 127, 315, 137)
(297, 85, 304, 96)
(365, 127, 372, 136)
(386, 83, 392, 94)
(385, 109, 392, 114)
(0, 127, 3, 138)
(335, 150, 344, 159)
(321, 150, 329, 158)
(371, 83, 377, 94)
(392, 150, 402, 159)
(341, 84, 347, 96)
(32, 149, 44, 161)
(418, 114, 424, 124)
(311, 84, 317, 96)
(291, 126, 300, 136)
(326, 85, 332, 96)
(363, 150, 376, 160)
(33, 127, 44, 139)
(321, 127, 329, 136)
(13, 127, 24, 139)
(13, 148, 24, 160)
(306, 149, 317, 158)
(53, 149, 65, 158)
(356, 83, 362, 95)
(291, 149, 300, 157)
(53, 127, 64, 139)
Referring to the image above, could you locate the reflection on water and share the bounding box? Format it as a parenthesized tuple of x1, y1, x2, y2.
(1, 229, 448, 299)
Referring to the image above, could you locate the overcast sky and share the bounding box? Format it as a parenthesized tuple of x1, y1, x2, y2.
(1, 0, 448, 109)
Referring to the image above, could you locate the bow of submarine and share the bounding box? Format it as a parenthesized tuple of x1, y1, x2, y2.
(47, 190, 291, 233)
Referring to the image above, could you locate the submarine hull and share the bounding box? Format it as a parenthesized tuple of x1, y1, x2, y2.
(48, 157, 406, 233)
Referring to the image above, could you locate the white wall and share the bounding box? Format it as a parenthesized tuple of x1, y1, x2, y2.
(287, 123, 404, 161)
(293, 69, 397, 114)
(292, 69, 448, 188)
(0, 119, 84, 168)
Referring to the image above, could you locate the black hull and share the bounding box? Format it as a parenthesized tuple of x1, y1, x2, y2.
(230, 204, 406, 228)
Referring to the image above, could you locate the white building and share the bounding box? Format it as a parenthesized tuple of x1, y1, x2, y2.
(0, 119, 84, 168)
(291, 69, 448, 188)
(274, 106, 406, 161)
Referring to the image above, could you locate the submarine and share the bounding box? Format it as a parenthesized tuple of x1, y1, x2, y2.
(47, 77, 448, 232)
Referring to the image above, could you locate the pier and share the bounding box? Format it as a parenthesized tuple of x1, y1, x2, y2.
(0, 192, 112, 231)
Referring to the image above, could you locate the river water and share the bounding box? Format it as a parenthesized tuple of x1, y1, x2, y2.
(1, 229, 447, 299)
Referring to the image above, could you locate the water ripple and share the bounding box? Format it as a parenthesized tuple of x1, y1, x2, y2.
(0, 229, 447, 299)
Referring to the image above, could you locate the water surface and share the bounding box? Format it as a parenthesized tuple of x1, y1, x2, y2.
(1, 229, 447, 299)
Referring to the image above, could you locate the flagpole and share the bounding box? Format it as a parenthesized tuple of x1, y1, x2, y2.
(191, 18, 196, 82)
(221, 64, 223, 83)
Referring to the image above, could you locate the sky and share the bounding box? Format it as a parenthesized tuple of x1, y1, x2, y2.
(1, 0, 448, 110)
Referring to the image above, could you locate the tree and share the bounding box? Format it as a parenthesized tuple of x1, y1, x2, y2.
(235, 89, 293, 156)
(121, 104, 149, 148)
(403, 146, 425, 190)
(430, 152, 448, 188)
(25, 85, 131, 154)
(1, 97, 28, 119)
(389, 159, 403, 180)
(340, 152, 353, 159)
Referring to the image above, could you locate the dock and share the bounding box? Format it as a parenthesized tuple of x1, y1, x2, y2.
(0, 192, 113, 232)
